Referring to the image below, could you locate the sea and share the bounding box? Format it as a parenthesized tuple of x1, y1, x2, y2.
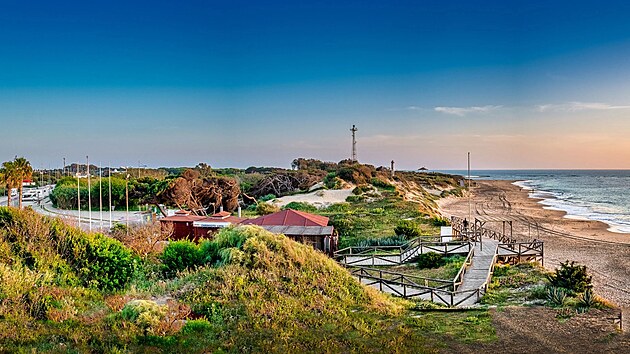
(437, 170, 630, 234)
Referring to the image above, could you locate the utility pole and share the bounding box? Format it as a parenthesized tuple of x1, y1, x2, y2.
(467, 152, 471, 222)
(350, 124, 358, 162)
(63, 157, 66, 177)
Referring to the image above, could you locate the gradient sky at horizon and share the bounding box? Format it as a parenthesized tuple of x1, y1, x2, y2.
(2, 0, 630, 170)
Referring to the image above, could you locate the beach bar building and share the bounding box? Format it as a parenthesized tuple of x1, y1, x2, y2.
(160, 210, 242, 241)
(159, 210, 204, 240)
(241, 209, 337, 255)
(192, 211, 244, 241)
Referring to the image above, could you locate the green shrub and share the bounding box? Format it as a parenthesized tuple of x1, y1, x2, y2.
(283, 201, 317, 213)
(324, 172, 342, 189)
(429, 217, 449, 227)
(394, 220, 421, 239)
(345, 195, 364, 203)
(417, 252, 443, 269)
(121, 300, 167, 334)
(325, 203, 350, 213)
(256, 202, 279, 215)
(492, 264, 511, 277)
(110, 222, 128, 235)
(160, 240, 202, 276)
(259, 194, 276, 202)
(180, 319, 214, 335)
(547, 260, 592, 294)
(370, 177, 394, 190)
(352, 185, 372, 195)
(58, 229, 135, 291)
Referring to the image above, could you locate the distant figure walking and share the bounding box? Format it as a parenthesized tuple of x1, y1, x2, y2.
(463, 218, 469, 232)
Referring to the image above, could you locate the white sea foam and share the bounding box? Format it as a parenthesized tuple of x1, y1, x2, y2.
(515, 179, 630, 234)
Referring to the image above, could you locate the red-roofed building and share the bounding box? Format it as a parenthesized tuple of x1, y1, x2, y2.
(160, 210, 245, 241)
(242, 209, 337, 254)
(241, 209, 329, 227)
(159, 210, 205, 240)
(192, 212, 245, 241)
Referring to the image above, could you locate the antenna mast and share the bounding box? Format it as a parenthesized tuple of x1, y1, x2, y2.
(351, 125, 358, 162)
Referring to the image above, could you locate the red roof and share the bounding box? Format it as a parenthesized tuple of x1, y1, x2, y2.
(160, 210, 205, 222)
(242, 209, 329, 227)
(196, 214, 245, 225)
(211, 211, 231, 218)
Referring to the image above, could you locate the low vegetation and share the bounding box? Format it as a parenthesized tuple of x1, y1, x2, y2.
(0, 208, 500, 352)
(482, 261, 610, 319)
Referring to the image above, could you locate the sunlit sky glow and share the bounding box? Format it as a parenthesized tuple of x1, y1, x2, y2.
(2, 0, 630, 170)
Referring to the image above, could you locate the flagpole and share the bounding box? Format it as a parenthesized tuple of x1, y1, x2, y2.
(77, 161, 81, 227)
(109, 163, 112, 230)
(99, 162, 103, 231)
(87, 155, 92, 232)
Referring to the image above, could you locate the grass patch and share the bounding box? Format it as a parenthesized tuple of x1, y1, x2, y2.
(482, 262, 549, 306)
(407, 310, 496, 344)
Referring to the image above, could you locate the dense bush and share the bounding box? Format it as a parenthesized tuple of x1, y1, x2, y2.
(121, 300, 167, 334)
(56, 228, 135, 291)
(370, 177, 394, 190)
(323, 172, 342, 189)
(352, 185, 372, 195)
(546, 260, 592, 293)
(336, 164, 375, 185)
(256, 202, 279, 215)
(417, 252, 444, 269)
(160, 240, 203, 276)
(430, 217, 450, 227)
(259, 194, 276, 202)
(394, 220, 421, 239)
(283, 201, 318, 213)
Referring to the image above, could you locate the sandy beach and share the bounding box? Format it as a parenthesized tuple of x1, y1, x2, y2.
(438, 180, 630, 307)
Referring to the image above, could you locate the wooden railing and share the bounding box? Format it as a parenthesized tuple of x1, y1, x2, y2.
(334, 239, 472, 266)
(351, 246, 500, 307)
(451, 246, 475, 290)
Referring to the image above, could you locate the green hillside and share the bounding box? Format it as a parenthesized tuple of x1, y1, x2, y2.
(0, 207, 494, 353)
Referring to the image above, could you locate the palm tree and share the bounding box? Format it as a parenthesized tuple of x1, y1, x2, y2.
(1, 161, 19, 207)
(12, 157, 32, 209)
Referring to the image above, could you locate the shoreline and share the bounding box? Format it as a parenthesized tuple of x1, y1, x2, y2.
(511, 179, 630, 234)
(509, 179, 629, 238)
(438, 179, 630, 307)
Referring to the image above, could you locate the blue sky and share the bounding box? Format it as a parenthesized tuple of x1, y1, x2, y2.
(2, 0, 630, 169)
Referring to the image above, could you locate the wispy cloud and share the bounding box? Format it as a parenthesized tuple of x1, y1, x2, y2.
(537, 101, 630, 112)
(433, 105, 502, 116)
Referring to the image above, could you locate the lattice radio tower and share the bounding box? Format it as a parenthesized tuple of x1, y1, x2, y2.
(350, 125, 358, 162)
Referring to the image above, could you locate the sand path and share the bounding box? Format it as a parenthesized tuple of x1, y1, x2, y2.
(269, 188, 354, 209)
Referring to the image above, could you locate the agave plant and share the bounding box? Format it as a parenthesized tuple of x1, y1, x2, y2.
(546, 286, 567, 306)
(579, 288, 596, 308)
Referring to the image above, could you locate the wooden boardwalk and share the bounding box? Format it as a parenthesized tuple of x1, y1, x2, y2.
(353, 239, 499, 307)
(339, 216, 543, 307)
(452, 238, 498, 306)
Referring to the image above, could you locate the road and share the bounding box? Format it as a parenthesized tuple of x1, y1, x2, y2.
(2, 185, 152, 231)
